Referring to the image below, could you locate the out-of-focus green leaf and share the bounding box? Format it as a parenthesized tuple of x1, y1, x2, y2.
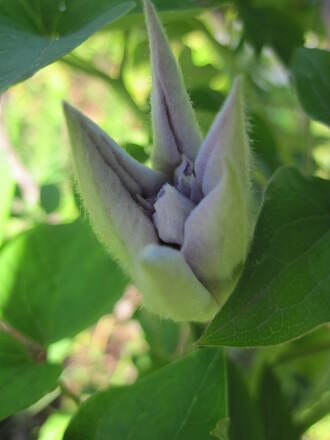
(190, 88, 224, 113)
(113, 0, 222, 29)
(228, 361, 264, 440)
(291, 48, 330, 126)
(135, 0, 220, 12)
(250, 112, 281, 174)
(0, 332, 61, 421)
(40, 183, 61, 214)
(64, 348, 227, 440)
(0, 219, 128, 345)
(256, 365, 300, 440)
(237, 3, 303, 64)
(273, 328, 330, 433)
(123, 143, 149, 164)
(180, 47, 218, 90)
(0, 149, 14, 244)
(275, 327, 330, 397)
(135, 308, 181, 368)
(0, 0, 135, 93)
(200, 166, 330, 347)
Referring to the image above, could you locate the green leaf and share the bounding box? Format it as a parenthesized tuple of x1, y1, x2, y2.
(291, 48, 330, 126)
(250, 113, 281, 175)
(0, 332, 61, 421)
(256, 365, 300, 440)
(40, 183, 61, 214)
(200, 166, 330, 347)
(190, 88, 225, 113)
(64, 348, 227, 440)
(228, 361, 264, 440)
(0, 0, 135, 93)
(0, 149, 14, 244)
(0, 219, 128, 346)
(135, 308, 181, 368)
(237, 4, 303, 64)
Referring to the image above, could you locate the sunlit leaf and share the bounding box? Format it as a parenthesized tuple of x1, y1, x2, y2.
(0, 219, 128, 345)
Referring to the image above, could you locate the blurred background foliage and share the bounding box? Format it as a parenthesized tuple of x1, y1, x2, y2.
(0, 0, 330, 438)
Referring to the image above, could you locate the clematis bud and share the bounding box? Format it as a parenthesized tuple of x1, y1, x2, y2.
(63, 0, 252, 322)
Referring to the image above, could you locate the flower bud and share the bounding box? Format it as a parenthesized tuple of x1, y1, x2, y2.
(63, 0, 252, 322)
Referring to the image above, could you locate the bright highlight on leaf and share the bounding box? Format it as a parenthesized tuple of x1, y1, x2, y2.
(63, 0, 252, 322)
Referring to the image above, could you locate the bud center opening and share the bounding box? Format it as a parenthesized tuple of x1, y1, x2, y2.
(151, 155, 202, 246)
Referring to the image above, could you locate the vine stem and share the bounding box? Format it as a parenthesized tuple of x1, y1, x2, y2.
(0, 319, 46, 363)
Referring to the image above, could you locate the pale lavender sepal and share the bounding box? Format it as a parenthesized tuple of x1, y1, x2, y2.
(63, 103, 166, 198)
(182, 163, 249, 302)
(153, 184, 195, 245)
(63, 102, 158, 273)
(137, 244, 218, 322)
(195, 77, 249, 196)
(144, 0, 203, 175)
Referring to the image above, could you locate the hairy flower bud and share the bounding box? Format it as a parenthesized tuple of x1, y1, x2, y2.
(63, 0, 252, 322)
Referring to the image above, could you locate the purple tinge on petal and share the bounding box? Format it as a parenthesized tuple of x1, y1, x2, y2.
(182, 163, 250, 303)
(174, 155, 203, 203)
(195, 77, 249, 196)
(63, 102, 159, 273)
(151, 84, 182, 174)
(153, 183, 195, 245)
(144, 0, 202, 175)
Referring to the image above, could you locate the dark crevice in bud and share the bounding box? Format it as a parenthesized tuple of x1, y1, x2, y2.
(84, 128, 158, 218)
(136, 194, 155, 217)
(174, 156, 203, 204)
(85, 129, 140, 194)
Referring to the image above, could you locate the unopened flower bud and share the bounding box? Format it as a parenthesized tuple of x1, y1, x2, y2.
(63, 0, 252, 322)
